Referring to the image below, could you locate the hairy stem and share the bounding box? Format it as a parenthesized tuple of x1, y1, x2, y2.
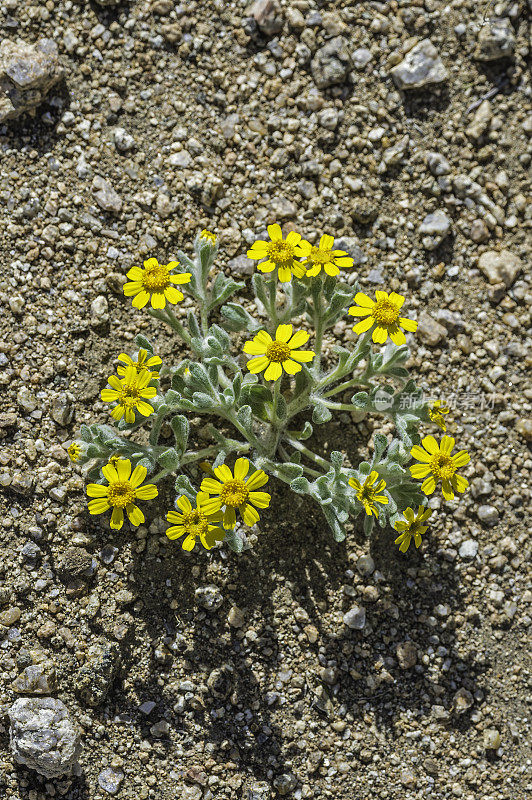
(283, 436, 331, 472)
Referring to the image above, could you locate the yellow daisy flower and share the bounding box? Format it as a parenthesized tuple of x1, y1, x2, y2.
(298, 233, 354, 278)
(348, 291, 418, 345)
(67, 442, 81, 463)
(246, 223, 306, 282)
(166, 491, 225, 551)
(394, 505, 432, 553)
(243, 324, 315, 381)
(409, 435, 470, 501)
(349, 470, 388, 517)
(123, 257, 192, 310)
(199, 229, 216, 243)
(428, 400, 450, 432)
(200, 458, 271, 530)
(87, 458, 158, 530)
(101, 365, 157, 424)
(117, 348, 162, 380)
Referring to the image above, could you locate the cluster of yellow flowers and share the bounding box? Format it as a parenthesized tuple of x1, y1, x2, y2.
(80, 225, 470, 555)
(85, 456, 271, 551)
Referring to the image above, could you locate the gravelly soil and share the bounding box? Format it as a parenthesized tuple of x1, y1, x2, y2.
(0, 1, 531, 798)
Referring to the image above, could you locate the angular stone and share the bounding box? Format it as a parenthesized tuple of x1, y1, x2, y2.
(8, 697, 81, 779)
(311, 36, 351, 89)
(91, 175, 122, 214)
(343, 605, 366, 630)
(12, 662, 57, 696)
(417, 311, 447, 346)
(475, 18, 515, 61)
(0, 38, 64, 122)
(98, 767, 125, 795)
(195, 585, 223, 611)
(396, 641, 417, 670)
(75, 640, 121, 707)
(251, 0, 283, 36)
(419, 210, 451, 250)
(478, 249, 522, 287)
(390, 40, 447, 90)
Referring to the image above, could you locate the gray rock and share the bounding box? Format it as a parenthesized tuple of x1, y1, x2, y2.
(91, 175, 122, 214)
(98, 767, 125, 795)
(50, 393, 74, 426)
(195, 585, 223, 611)
(90, 295, 109, 326)
(453, 687, 474, 713)
(94, 0, 122, 5)
(426, 151, 451, 176)
(478, 249, 522, 287)
(477, 504, 499, 527)
(273, 773, 298, 795)
(59, 547, 95, 579)
(75, 640, 121, 707)
(343, 605, 366, 630)
(356, 555, 375, 577)
(390, 40, 447, 90)
(113, 127, 135, 152)
(168, 150, 192, 168)
(352, 48, 373, 69)
(475, 18, 515, 61)
(417, 311, 447, 346)
(466, 99, 492, 140)
(459, 540, 479, 559)
(251, 0, 283, 36)
(396, 641, 417, 670)
(228, 255, 253, 276)
(0, 38, 64, 122)
(311, 36, 351, 89)
(17, 386, 37, 413)
(207, 665, 234, 700)
(244, 780, 272, 800)
(419, 210, 451, 250)
(12, 662, 57, 696)
(8, 697, 81, 779)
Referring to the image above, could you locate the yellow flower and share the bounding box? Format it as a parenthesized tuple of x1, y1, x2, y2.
(243, 324, 315, 381)
(123, 257, 191, 310)
(117, 349, 162, 380)
(247, 223, 306, 282)
(428, 400, 450, 432)
(101, 365, 157, 424)
(348, 291, 418, 345)
(349, 470, 388, 517)
(199, 229, 216, 243)
(200, 458, 271, 529)
(298, 233, 354, 277)
(166, 491, 225, 551)
(87, 458, 158, 530)
(394, 505, 432, 553)
(67, 443, 81, 463)
(410, 435, 470, 500)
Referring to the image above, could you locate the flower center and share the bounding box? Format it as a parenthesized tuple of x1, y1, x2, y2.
(220, 479, 249, 508)
(120, 383, 142, 407)
(310, 246, 332, 265)
(430, 453, 456, 481)
(267, 240, 294, 267)
(266, 341, 291, 363)
(107, 481, 136, 508)
(183, 509, 209, 538)
(68, 444, 80, 461)
(359, 484, 377, 504)
(372, 299, 400, 327)
(142, 264, 170, 292)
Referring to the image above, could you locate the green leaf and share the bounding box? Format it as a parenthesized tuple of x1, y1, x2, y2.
(363, 514, 375, 537)
(373, 433, 388, 462)
(321, 505, 346, 542)
(330, 451, 344, 471)
(290, 476, 310, 494)
(274, 462, 304, 482)
(174, 473, 196, 500)
(208, 277, 245, 312)
(170, 415, 189, 453)
(192, 392, 216, 409)
(80, 424, 91, 442)
(187, 311, 202, 340)
(312, 401, 332, 425)
(158, 447, 181, 471)
(352, 391, 370, 410)
(236, 404, 252, 429)
(134, 334, 154, 353)
(224, 528, 244, 553)
(251, 273, 269, 308)
(221, 302, 261, 333)
(287, 421, 313, 441)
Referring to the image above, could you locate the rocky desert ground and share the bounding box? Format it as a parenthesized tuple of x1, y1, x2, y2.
(0, 0, 531, 798)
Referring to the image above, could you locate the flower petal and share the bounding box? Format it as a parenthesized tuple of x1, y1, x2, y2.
(132, 291, 150, 309)
(422, 435, 439, 455)
(243, 340, 267, 355)
(453, 450, 470, 468)
(278, 266, 292, 283)
(275, 324, 292, 343)
(102, 464, 119, 484)
(421, 475, 436, 495)
(223, 506, 237, 530)
(126, 504, 145, 526)
(110, 506, 124, 530)
(181, 533, 197, 551)
(267, 223, 283, 241)
(87, 484, 109, 498)
(130, 464, 147, 488)
(349, 305, 372, 317)
(88, 498, 110, 514)
(164, 286, 184, 304)
(388, 292, 405, 308)
(389, 327, 406, 346)
(452, 474, 469, 493)
(353, 316, 374, 334)
(135, 484, 158, 500)
(214, 464, 233, 483)
(411, 445, 432, 463)
(290, 350, 315, 363)
(150, 292, 166, 309)
(287, 330, 309, 349)
(115, 459, 132, 481)
(410, 464, 431, 479)
(248, 491, 271, 509)
(282, 359, 302, 375)
(399, 317, 418, 332)
(372, 326, 388, 344)
(264, 361, 283, 381)
(246, 470, 268, 490)
(247, 356, 269, 374)
(234, 458, 250, 481)
(240, 502, 260, 527)
(354, 292, 375, 308)
(200, 478, 224, 495)
(285, 231, 301, 246)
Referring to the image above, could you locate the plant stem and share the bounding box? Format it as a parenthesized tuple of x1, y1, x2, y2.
(310, 282, 324, 376)
(149, 307, 192, 345)
(283, 436, 331, 472)
(180, 443, 249, 467)
(322, 377, 370, 398)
